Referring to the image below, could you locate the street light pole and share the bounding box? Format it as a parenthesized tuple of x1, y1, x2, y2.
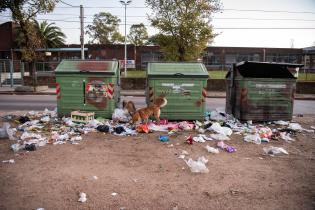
(120, 0, 132, 77)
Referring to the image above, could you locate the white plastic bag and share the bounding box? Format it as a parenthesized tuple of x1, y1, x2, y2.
(210, 133, 230, 141)
(288, 123, 303, 131)
(112, 108, 130, 122)
(205, 145, 219, 154)
(78, 192, 87, 202)
(0, 123, 10, 139)
(244, 134, 261, 144)
(185, 156, 209, 173)
(209, 122, 232, 136)
(263, 146, 289, 156)
(280, 132, 295, 142)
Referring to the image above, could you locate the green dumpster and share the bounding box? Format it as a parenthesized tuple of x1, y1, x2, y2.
(55, 60, 120, 118)
(226, 61, 303, 121)
(146, 62, 209, 120)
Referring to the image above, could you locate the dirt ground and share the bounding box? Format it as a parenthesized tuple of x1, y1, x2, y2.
(0, 113, 315, 210)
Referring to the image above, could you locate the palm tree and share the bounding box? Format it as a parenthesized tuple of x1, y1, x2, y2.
(34, 20, 66, 48)
(15, 20, 66, 49)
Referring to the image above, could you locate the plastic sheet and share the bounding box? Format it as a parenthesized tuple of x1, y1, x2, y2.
(205, 145, 219, 154)
(263, 146, 288, 156)
(185, 156, 209, 173)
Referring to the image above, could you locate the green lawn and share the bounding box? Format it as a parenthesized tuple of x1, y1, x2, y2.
(123, 70, 315, 81)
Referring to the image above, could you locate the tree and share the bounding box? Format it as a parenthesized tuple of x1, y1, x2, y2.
(146, 0, 221, 61)
(86, 12, 124, 44)
(128, 23, 148, 46)
(34, 20, 66, 48)
(16, 20, 66, 48)
(0, 0, 58, 62)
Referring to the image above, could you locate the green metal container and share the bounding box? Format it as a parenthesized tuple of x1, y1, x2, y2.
(146, 62, 209, 120)
(55, 60, 120, 118)
(226, 61, 303, 121)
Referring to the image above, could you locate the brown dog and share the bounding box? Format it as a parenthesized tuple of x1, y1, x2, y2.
(132, 97, 167, 125)
(122, 100, 137, 116)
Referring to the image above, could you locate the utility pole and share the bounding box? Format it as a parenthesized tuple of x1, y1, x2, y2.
(80, 5, 84, 60)
(120, 0, 132, 76)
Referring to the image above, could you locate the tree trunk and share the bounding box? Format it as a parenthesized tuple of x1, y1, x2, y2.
(178, 46, 185, 61)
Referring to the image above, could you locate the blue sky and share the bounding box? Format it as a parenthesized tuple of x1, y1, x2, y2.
(1, 0, 315, 48)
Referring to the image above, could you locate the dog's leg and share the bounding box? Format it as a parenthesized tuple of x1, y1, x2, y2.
(154, 109, 161, 125)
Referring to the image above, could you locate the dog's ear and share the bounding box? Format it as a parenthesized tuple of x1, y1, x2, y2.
(122, 100, 127, 108)
(130, 102, 136, 113)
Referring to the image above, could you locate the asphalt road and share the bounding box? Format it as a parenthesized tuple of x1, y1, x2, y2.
(0, 95, 314, 115)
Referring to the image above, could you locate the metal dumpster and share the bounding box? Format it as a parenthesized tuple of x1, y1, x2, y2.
(146, 62, 209, 120)
(226, 61, 303, 121)
(55, 60, 120, 118)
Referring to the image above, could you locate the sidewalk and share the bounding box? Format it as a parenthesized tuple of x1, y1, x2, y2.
(0, 86, 315, 100)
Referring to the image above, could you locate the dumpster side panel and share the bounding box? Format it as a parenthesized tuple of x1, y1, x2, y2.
(147, 78, 207, 120)
(56, 74, 118, 118)
(233, 78, 296, 121)
(56, 74, 83, 117)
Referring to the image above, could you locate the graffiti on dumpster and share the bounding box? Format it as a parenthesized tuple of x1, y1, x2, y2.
(85, 78, 114, 109)
(160, 83, 193, 98)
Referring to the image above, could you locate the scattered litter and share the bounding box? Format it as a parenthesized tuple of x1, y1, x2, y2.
(111, 192, 118, 196)
(114, 126, 126, 134)
(186, 135, 193, 145)
(11, 143, 25, 152)
(78, 192, 87, 203)
(112, 108, 130, 122)
(71, 111, 95, 124)
(244, 134, 261, 144)
(263, 146, 289, 156)
(280, 132, 295, 142)
(167, 144, 174, 147)
(288, 123, 303, 131)
(159, 135, 169, 142)
(210, 134, 230, 141)
(193, 135, 205, 143)
(0, 123, 10, 139)
(205, 145, 219, 154)
(2, 159, 15, 164)
(185, 156, 209, 173)
(178, 154, 185, 159)
(217, 141, 236, 153)
(25, 144, 36, 151)
(209, 122, 232, 136)
(96, 125, 109, 133)
(18, 116, 30, 124)
(181, 150, 189, 155)
(136, 124, 150, 133)
(92, 176, 98, 180)
(274, 120, 289, 126)
(36, 208, 45, 210)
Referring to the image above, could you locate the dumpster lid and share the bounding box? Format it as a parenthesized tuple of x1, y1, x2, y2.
(235, 61, 303, 78)
(147, 62, 208, 78)
(55, 60, 118, 74)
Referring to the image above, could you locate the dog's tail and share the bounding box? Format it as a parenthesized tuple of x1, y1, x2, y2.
(154, 97, 167, 108)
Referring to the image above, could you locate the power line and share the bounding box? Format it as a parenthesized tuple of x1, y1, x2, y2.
(58, 0, 79, 8)
(223, 8, 315, 14)
(52, 6, 315, 14)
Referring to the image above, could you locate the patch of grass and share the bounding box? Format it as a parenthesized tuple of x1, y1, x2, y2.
(123, 70, 146, 78)
(297, 73, 315, 81)
(208, 71, 227, 79)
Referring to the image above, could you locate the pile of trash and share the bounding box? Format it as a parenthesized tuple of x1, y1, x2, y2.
(0, 108, 137, 153)
(0, 108, 314, 164)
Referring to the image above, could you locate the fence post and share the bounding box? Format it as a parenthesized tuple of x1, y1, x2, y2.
(21, 61, 25, 85)
(10, 60, 14, 87)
